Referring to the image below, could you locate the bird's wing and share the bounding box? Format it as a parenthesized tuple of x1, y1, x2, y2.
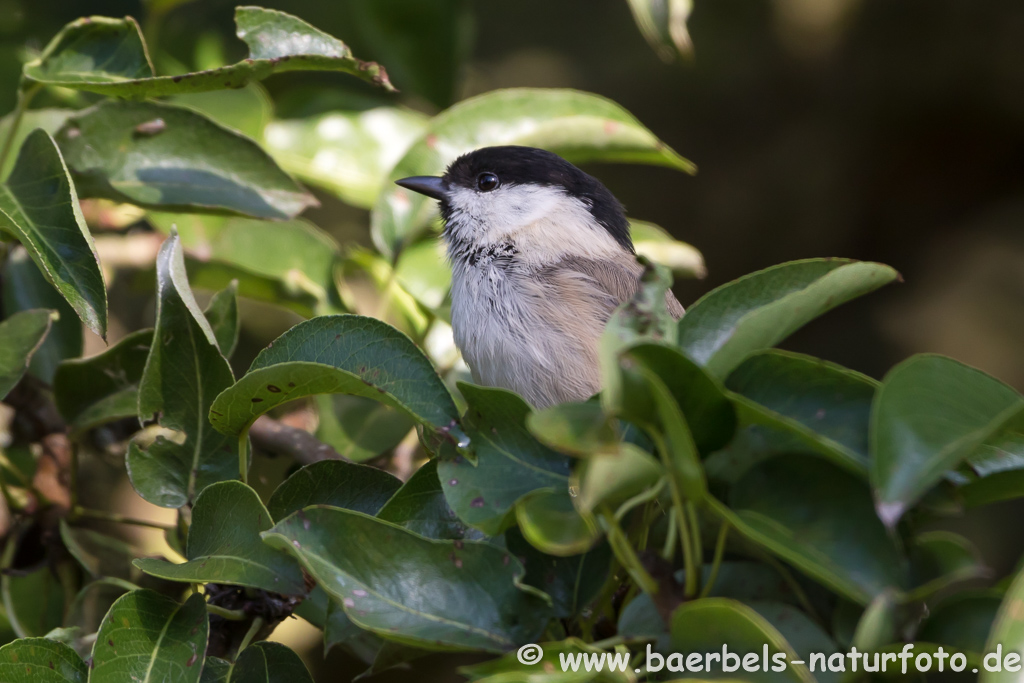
(540, 255, 685, 320)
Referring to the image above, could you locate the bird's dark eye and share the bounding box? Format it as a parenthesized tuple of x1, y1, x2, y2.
(476, 172, 499, 192)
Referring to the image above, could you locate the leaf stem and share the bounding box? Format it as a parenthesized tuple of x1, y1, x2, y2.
(686, 501, 703, 587)
(207, 604, 248, 621)
(71, 506, 174, 530)
(600, 509, 659, 595)
(0, 83, 41, 176)
(699, 521, 729, 598)
(660, 505, 677, 561)
(676, 504, 698, 598)
(614, 477, 665, 524)
(238, 431, 249, 485)
(236, 616, 264, 656)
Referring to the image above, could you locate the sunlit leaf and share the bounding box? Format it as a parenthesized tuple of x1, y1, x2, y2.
(0, 129, 106, 336)
(626, 0, 694, 61)
(56, 101, 316, 220)
(23, 8, 394, 97)
(264, 108, 428, 208)
(871, 354, 1024, 527)
(127, 231, 237, 508)
(677, 259, 898, 379)
(516, 488, 601, 557)
(90, 590, 208, 683)
(262, 506, 551, 651)
(630, 219, 705, 279)
(372, 88, 696, 257)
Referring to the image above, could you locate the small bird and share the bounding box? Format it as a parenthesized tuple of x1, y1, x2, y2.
(397, 146, 684, 408)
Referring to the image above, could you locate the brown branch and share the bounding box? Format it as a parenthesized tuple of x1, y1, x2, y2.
(248, 415, 349, 465)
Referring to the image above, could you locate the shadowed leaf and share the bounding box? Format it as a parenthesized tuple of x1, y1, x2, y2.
(0, 638, 86, 683)
(0, 309, 54, 400)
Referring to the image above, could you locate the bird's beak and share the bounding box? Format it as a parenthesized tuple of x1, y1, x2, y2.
(395, 176, 448, 201)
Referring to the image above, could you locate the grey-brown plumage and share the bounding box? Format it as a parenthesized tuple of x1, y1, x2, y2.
(396, 146, 683, 408)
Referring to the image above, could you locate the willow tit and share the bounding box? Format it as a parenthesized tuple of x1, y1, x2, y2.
(397, 146, 684, 408)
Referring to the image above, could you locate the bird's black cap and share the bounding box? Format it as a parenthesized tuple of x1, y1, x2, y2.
(396, 146, 634, 254)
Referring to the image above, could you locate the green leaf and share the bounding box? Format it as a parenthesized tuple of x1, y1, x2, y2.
(262, 506, 551, 651)
(229, 641, 314, 683)
(982, 571, 1024, 683)
(377, 459, 485, 541)
(575, 443, 663, 514)
(90, 590, 208, 683)
(436, 384, 570, 536)
(24, 9, 394, 97)
(3, 247, 82, 385)
(209, 315, 464, 442)
(458, 637, 620, 682)
(56, 101, 315, 220)
(872, 354, 1024, 526)
(516, 488, 601, 557)
(677, 259, 898, 379)
(204, 281, 239, 358)
(669, 598, 812, 683)
(315, 394, 416, 462)
(630, 219, 705, 279)
(908, 531, 986, 599)
(134, 481, 306, 595)
(148, 213, 340, 317)
(505, 528, 611, 619)
(0, 309, 54, 400)
(53, 329, 151, 434)
(962, 469, 1024, 508)
(0, 129, 106, 337)
(626, 0, 694, 61)
(264, 108, 429, 208)
(749, 602, 840, 683)
(371, 88, 696, 257)
(393, 238, 451, 311)
(0, 638, 86, 683)
(726, 350, 877, 474)
(127, 232, 237, 508)
(719, 454, 906, 605)
(527, 401, 621, 457)
(1, 564, 65, 637)
(267, 459, 401, 521)
(921, 590, 1001, 659)
(200, 657, 231, 683)
(0, 108, 74, 181)
(59, 520, 138, 579)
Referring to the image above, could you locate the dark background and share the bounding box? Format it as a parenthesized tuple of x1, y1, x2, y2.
(3, 0, 1023, 679)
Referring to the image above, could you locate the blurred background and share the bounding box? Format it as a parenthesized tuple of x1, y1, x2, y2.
(2, 0, 1023, 679)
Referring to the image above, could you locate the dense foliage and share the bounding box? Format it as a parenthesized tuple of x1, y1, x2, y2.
(0, 4, 1021, 682)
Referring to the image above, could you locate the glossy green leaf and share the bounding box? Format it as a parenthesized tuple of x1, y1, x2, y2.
(677, 259, 898, 379)
(969, 414, 1024, 477)
(505, 528, 611, 619)
(575, 443, 663, 514)
(267, 459, 401, 521)
(849, 590, 898, 653)
(726, 350, 877, 474)
(24, 9, 393, 97)
(626, 0, 693, 61)
(134, 481, 306, 594)
(0, 129, 106, 336)
(262, 506, 550, 651)
(669, 598, 811, 683)
(3, 247, 82, 384)
(527, 401, 620, 457)
(315, 394, 416, 462)
(0, 638, 86, 683)
(0, 309, 54, 400)
(721, 454, 906, 605)
(53, 329, 151, 433)
(229, 641, 314, 683)
(204, 281, 239, 358)
(372, 88, 696, 257)
(63, 578, 137, 654)
(210, 315, 464, 442)
(264, 108, 428, 208)
(377, 459, 485, 541)
(323, 596, 385, 661)
(872, 354, 1023, 526)
(962, 469, 1024, 508)
(127, 232, 237, 508)
(0, 108, 74, 181)
(56, 101, 315, 220)
(750, 601, 840, 683)
(631, 219, 705, 279)
(90, 590, 208, 683)
(437, 384, 570, 536)
(516, 488, 601, 557)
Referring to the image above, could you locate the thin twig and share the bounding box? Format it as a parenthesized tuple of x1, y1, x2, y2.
(248, 415, 349, 465)
(71, 506, 173, 530)
(0, 83, 41, 174)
